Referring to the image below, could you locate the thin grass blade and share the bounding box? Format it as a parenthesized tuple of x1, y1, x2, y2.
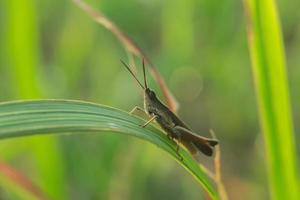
(244, 0, 299, 199)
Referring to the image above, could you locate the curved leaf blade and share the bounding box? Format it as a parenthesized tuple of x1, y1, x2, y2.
(0, 100, 218, 199)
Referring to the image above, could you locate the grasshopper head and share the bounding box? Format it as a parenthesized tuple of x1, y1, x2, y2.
(121, 58, 157, 114)
(144, 88, 157, 114)
(144, 88, 156, 101)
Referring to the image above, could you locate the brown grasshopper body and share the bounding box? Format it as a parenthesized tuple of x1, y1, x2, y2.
(121, 59, 218, 157)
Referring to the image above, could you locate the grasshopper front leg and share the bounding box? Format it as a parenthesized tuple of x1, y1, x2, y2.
(130, 106, 146, 114)
(141, 115, 157, 127)
(130, 106, 157, 128)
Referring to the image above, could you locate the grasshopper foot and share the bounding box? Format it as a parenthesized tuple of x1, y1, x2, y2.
(176, 151, 183, 161)
(173, 140, 183, 161)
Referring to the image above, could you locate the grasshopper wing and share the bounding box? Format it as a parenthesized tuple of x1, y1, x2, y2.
(173, 126, 218, 156)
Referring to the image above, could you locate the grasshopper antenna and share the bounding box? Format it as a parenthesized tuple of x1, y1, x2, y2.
(120, 60, 145, 90)
(142, 58, 148, 89)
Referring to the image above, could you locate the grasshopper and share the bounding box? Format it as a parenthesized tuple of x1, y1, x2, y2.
(121, 59, 218, 158)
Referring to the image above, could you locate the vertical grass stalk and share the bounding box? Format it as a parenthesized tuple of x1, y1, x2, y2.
(3, 0, 66, 198)
(244, 0, 299, 199)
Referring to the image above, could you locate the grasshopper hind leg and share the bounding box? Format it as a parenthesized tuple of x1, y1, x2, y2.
(166, 133, 183, 161)
(174, 143, 183, 161)
(173, 126, 216, 157)
(166, 133, 180, 152)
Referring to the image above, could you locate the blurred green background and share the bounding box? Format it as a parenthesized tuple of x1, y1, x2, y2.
(0, 0, 299, 199)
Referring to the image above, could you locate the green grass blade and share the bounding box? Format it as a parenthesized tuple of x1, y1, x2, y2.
(3, 0, 66, 198)
(4, 0, 39, 98)
(0, 99, 219, 200)
(244, 0, 299, 199)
